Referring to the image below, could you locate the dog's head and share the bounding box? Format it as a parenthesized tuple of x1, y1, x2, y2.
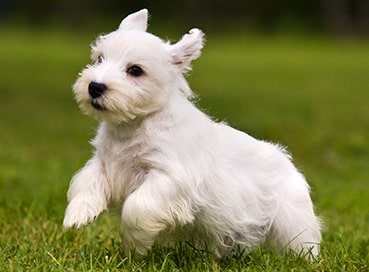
(73, 9, 205, 123)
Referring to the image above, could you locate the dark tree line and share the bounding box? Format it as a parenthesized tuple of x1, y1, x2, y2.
(2, 0, 369, 36)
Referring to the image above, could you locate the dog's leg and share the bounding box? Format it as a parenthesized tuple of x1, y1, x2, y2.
(269, 176, 322, 259)
(272, 206, 321, 259)
(63, 156, 109, 229)
(120, 170, 194, 255)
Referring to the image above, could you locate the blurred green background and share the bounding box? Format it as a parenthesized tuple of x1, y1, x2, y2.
(3, 0, 369, 35)
(0, 1, 368, 270)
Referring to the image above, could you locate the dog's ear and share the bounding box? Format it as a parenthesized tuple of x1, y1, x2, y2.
(169, 28, 205, 72)
(118, 9, 148, 32)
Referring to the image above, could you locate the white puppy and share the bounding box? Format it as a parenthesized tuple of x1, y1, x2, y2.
(63, 9, 322, 258)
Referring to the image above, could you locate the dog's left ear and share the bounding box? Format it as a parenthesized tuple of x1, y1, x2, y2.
(169, 28, 205, 72)
(118, 9, 148, 32)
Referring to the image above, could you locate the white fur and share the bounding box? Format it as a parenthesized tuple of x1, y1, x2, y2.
(64, 9, 322, 258)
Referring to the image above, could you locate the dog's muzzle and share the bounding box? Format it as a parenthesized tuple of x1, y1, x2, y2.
(88, 81, 108, 110)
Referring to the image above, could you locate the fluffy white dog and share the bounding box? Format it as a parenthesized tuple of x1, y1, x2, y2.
(63, 9, 322, 258)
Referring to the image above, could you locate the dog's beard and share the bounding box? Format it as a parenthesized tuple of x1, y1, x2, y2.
(91, 99, 107, 111)
(80, 95, 137, 123)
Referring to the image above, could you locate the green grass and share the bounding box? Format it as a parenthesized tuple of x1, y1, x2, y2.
(0, 27, 368, 271)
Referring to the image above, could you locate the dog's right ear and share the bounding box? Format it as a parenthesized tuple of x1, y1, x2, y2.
(118, 9, 148, 32)
(169, 28, 205, 73)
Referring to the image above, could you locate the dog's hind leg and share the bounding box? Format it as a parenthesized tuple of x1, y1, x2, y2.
(268, 181, 322, 259)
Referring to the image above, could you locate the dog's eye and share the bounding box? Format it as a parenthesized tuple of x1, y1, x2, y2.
(127, 65, 143, 77)
(97, 55, 104, 64)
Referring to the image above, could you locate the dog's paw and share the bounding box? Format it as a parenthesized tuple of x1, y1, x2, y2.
(121, 228, 152, 257)
(63, 197, 105, 229)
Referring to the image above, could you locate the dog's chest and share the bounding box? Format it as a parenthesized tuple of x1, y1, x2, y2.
(96, 128, 155, 206)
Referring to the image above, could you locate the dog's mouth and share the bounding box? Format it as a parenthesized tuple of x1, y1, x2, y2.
(91, 99, 107, 111)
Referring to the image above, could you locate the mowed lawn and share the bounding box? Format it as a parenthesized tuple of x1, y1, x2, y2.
(0, 27, 368, 271)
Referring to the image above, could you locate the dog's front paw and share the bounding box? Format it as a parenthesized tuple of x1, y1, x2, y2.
(63, 196, 106, 229)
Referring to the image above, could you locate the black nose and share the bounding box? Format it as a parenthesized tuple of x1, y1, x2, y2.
(88, 81, 107, 98)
